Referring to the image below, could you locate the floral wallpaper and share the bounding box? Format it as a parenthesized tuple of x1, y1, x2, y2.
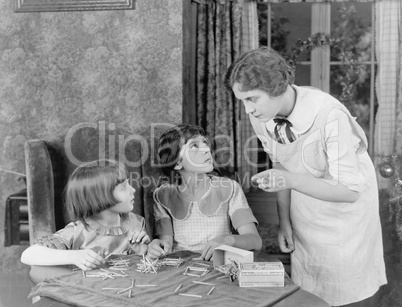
(0, 0, 182, 272)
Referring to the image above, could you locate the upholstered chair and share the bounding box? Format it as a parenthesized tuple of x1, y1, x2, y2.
(24, 122, 161, 245)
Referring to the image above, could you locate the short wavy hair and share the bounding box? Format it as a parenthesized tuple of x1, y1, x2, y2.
(157, 124, 207, 179)
(65, 159, 127, 223)
(225, 46, 294, 97)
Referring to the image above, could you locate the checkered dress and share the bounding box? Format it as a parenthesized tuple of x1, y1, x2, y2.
(153, 177, 258, 252)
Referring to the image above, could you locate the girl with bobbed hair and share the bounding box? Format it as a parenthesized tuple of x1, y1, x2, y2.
(21, 159, 149, 283)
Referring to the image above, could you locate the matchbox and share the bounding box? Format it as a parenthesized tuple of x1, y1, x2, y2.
(238, 262, 285, 287)
(212, 245, 254, 267)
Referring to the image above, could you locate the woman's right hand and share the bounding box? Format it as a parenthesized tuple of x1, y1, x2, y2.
(72, 249, 105, 271)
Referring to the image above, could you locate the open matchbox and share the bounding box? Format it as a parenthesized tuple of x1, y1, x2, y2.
(213, 245, 284, 287)
(212, 245, 254, 267)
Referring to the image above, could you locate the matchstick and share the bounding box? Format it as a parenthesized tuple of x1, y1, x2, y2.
(174, 284, 182, 292)
(102, 287, 125, 290)
(193, 281, 215, 286)
(104, 253, 113, 260)
(179, 293, 203, 298)
(186, 273, 201, 277)
(207, 286, 215, 295)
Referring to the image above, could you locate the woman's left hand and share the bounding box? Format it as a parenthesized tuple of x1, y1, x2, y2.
(251, 169, 293, 192)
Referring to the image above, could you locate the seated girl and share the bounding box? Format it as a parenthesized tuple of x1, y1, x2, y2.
(147, 124, 262, 260)
(21, 159, 149, 283)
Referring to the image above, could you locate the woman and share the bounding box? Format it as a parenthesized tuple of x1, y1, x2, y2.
(225, 46, 386, 307)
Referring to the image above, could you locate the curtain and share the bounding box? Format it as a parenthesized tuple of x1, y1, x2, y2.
(239, 1, 259, 191)
(374, 0, 402, 188)
(193, 0, 243, 178)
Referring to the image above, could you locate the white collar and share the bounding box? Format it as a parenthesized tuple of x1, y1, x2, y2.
(266, 85, 323, 134)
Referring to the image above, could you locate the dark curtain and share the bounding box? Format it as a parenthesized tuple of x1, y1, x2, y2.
(193, 0, 243, 177)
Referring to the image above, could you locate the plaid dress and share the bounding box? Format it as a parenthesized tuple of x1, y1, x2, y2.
(153, 176, 258, 252)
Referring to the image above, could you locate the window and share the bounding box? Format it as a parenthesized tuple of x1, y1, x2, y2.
(258, 1, 377, 156)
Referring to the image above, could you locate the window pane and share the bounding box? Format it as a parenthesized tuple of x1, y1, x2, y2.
(329, 3, 374, 140)
(258, 3, 312, 58)
(330, 3, 372, 64)
(294, 64, 311, 87)
(330, 64, 377, 139)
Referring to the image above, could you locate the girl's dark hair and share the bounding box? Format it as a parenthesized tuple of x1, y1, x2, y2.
(225, 46, 294, 97)
(157, 124, 206, 182)
(65, 159, 127, 223)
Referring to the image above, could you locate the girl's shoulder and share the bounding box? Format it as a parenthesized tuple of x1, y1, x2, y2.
(209, 176, 235, 201)
(125, 212, 145, 224)
(84, 214, 138, 236)
(154, 183, 178, 205)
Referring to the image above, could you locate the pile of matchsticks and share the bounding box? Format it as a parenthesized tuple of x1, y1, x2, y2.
(78, 257, 132, 280)
(136, 256, 185, 273)
(136, 255, 162, 274)
(76, 255, 226, 299)
(214, 258, 239, 282)
(183, 262, 211, 277)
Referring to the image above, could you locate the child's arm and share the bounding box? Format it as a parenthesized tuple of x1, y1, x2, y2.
(200, 223, 262, 261)
(276, 189, 294, 253)
(147, 235, 173, 259)
(199, 179, 262, 260)
(21, 245, 105, 271)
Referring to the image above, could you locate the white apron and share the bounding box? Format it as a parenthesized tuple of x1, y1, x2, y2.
(250, 89, 387, 306)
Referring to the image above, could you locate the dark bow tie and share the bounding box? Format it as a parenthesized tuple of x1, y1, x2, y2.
(273, 117, 295, 143)
(273, 117, 292, 126)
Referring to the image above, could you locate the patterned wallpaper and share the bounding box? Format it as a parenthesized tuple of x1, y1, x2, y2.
(0, 0, 182, 270)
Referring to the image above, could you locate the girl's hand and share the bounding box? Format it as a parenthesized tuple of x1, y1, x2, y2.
(201, 235, 234, 261)
(72, 249, 105, 271)
(147, 239, 172, 259)
(130, 229, 150, 245)
(278, 224, 295, 253)
(251, 169, 293, 192)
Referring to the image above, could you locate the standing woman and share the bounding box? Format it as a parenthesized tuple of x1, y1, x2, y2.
(225, 46, 386, 307)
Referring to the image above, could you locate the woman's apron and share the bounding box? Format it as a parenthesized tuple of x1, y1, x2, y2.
(249, 91, 386, 306)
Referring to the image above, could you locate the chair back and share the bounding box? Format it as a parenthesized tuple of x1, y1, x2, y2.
(24, 123, 160, 244)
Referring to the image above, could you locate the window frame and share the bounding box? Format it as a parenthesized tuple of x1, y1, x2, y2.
(264, 2, 376, 156)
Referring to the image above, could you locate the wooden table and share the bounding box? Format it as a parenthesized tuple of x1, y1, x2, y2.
(29, 251, 330, 307)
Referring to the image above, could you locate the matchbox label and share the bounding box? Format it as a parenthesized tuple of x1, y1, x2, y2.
(239, 262, 283, 271)
(238, 262, 285, 288)
(241, 271, 284, 276)
(240, 282, 284, 287)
